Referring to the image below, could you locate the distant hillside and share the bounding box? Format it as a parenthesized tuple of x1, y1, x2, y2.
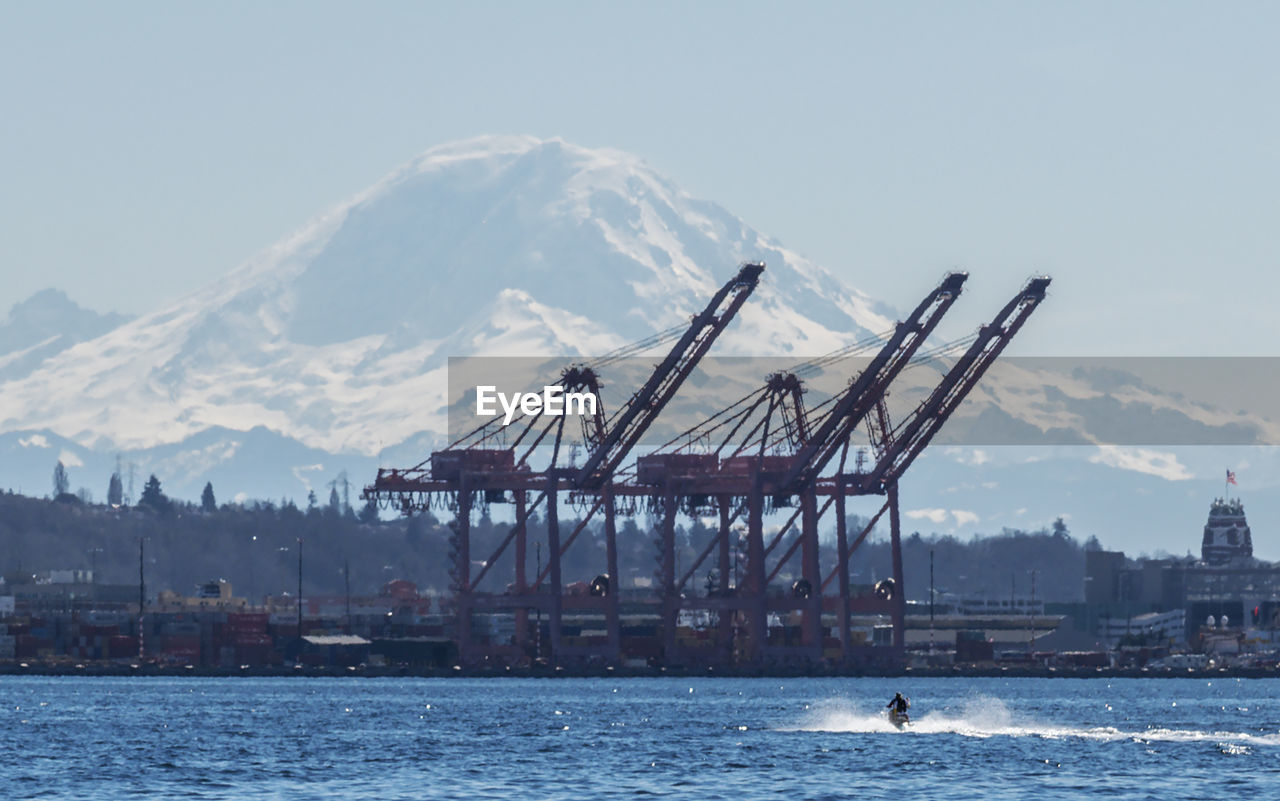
(0, 490, 1088, 604)
(853, 524, 1089, 604)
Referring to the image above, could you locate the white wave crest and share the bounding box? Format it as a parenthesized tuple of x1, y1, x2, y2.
(784, 696, 1280, 748)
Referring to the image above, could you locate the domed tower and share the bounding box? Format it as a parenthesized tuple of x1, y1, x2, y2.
(1201, 497, 1253, 565)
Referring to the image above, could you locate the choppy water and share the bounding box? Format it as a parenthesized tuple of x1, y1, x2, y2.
(4, 676, 1280, 799)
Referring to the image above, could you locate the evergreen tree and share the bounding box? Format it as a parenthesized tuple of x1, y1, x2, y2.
(328, 486, 341, 515)
(138, 474, 171, 514)
(107, 472, 124, 506)
(1052, 516, 1070, 539)
(52, 461, 69, 497)
(201, 482, 217, 513)
(307, 490, 317, 513)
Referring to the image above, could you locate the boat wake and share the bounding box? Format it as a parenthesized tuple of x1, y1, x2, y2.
(783, 697, 1280, 747)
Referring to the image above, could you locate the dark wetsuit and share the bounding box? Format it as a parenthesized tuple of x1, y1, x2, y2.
(887, 695, 909, 715)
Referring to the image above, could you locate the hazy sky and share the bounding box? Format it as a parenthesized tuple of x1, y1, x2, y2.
(2, 1, 1277, 356)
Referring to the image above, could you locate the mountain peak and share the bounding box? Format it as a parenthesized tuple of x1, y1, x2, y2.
(4, 287, 113, 326)
(0, 288, 131, 370)
(404, 135, 643, 176)
(0, 136, 892, 457)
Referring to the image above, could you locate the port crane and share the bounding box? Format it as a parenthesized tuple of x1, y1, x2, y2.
(611, 275, 1049, 666)
(365, 263, 764, 665)
(617, 272, 970, 664)
(817, 275, 1053, 660)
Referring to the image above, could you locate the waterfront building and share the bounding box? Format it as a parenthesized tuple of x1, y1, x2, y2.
(1202, 497, 1253, 564)
(1082, 496, 1280, 644)
(1097, 609, 1186, 648)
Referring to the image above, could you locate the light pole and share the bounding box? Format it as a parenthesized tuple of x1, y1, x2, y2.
(296, 538, 303, 642)
(137, 537, 145, 660)
(87, 547, 103, 584)
(535, 541, 542, 660)
(344, 558, 352, 635)
(1028, 569, 1037, 652)
(929, 549, 935, 655)
(248, 535, 258, 608)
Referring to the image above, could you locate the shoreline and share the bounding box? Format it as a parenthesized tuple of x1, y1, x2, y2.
(2, 662, 1277, 680)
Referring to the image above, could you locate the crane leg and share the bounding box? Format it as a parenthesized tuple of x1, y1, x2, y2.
(547, 475, 563, 667)
(801, 488, 822, 658)
(605, 488, 621, 664)
(835, 485, 851, 664)
(747, 483, 767, 664)
(717, 494, 733, 663)
(889, 484, 905, 657)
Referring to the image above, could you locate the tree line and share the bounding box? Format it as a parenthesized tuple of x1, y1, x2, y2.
(4, 463, 1094, 604)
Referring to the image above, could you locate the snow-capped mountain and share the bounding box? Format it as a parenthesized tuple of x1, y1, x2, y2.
(0, 136, 894, 461)
(0, 135, 1274, 557)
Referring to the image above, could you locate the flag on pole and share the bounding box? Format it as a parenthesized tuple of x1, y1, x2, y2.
(1227, 469, 1238, 486)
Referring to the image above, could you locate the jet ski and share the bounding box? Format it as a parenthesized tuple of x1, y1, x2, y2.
(888, 708, 910, 730)
(886, 693, 911, 729)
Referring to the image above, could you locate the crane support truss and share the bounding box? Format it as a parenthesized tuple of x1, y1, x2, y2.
(364, 269, 1050, 669)
(619, 276, 1050, 668)
(364, 263, 765, 666)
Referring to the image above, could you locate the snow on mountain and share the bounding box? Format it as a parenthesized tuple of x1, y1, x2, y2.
(0, 136, 893, 461)
(0, 289, 131, 382)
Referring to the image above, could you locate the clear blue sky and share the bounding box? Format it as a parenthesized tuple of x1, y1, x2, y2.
(2, 1, 1276, 355)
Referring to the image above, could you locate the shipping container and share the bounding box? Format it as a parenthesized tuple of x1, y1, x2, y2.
(107, 635, 139, 659)
(719, 455, 793, 476)
(226, 613, 269, 634)
(636, 453, 718, 485)
(430, 448, 515, 480)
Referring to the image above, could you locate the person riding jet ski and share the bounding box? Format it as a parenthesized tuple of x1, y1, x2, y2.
(886, 692, 910, 728)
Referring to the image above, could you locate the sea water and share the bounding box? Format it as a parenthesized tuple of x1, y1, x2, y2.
(4, 676, 1279, 799)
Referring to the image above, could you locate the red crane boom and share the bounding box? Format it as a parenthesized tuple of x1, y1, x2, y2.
(778, 271, 968, 490)
(858, 276, 1051, 491)
(573, 261, 764, 488)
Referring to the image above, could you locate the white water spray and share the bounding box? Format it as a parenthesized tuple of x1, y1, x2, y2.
(783, 695, 1280, 748)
